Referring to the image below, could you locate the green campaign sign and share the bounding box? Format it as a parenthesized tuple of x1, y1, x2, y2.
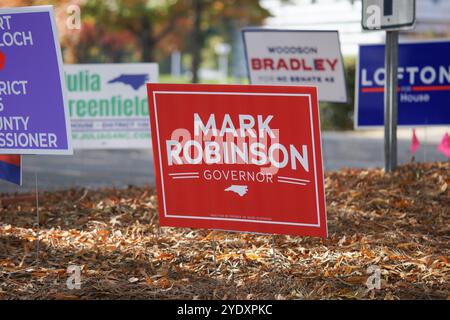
(65, 63, 158, 149)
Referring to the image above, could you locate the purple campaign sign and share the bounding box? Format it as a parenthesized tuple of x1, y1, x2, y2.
(0, 6, 72, 154)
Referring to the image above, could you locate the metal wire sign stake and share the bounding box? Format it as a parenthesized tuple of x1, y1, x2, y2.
(35, 172, 40, 264)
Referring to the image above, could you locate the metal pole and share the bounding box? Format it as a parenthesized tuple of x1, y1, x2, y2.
(35, 172, 40, 264)
(424, 122, 428, 162)
(384, 31, 399, 172)
(271, 235, 276, 260)
(211, 231, 217, 264)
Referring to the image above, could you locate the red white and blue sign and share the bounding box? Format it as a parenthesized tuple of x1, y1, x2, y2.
(355, 40, 450, 128)
(0, 6, 72, 154)
(147, 84, 327, 238)
(0, 155, 21, 185)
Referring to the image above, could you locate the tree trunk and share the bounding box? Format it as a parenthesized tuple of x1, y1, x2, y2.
(141, 17, 155, 62)
(191, 0, 204, 83)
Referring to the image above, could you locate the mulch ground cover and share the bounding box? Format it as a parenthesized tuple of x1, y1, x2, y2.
(0, 162, 448, 299)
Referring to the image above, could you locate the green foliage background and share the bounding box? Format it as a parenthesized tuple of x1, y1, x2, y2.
(319, 56, 356, 131)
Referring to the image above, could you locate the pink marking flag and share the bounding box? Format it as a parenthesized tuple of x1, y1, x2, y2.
(410, 129, 420, 154)
(437, 132, 450, 158)
(0, 155, 22, 186)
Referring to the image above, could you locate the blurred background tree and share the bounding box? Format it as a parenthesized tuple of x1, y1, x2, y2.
(320, 57, 356, 130)
(77, 0, 269, 82)
(74, 0, 190, 63)
(2, 0, 268, 74)
(1, 0, 267, 81)
(188, 0, 270, 82)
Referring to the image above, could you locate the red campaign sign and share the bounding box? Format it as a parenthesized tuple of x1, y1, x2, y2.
(147, 84, 327, 237)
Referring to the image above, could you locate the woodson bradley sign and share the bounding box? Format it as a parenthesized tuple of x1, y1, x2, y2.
(147, 84, 327, 237)
(242, 29, 347, 103)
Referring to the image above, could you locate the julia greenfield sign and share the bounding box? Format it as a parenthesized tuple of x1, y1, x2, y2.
(148, 84, 327, 237)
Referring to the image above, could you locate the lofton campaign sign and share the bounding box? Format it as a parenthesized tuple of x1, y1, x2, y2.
(356, 40, 450, 127)
(242, 29, 347, 103)
(66, 64, 158, 149)
(148, 84, 327, 237)
(0, 6, 72, 154)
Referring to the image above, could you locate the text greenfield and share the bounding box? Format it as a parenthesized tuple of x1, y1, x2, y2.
(166, 113, 310, 172)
